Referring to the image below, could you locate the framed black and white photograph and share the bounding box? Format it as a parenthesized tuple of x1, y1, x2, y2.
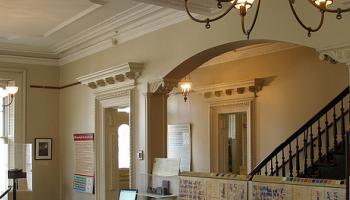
(35, 138, 52, 160)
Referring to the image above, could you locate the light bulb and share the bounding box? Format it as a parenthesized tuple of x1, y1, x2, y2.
(231, 0, 255, 10)
(0, 88, 9, 98)
(180, 82, 192, 93)
(314, 0, 333, 7)
(6, 86, 18, 95)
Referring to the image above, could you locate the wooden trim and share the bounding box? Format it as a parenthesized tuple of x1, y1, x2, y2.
(30, 82, 81, 90)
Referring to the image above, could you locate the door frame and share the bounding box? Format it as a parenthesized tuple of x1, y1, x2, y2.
(209, 99, 253, 174)
(95, 89, 136, 200)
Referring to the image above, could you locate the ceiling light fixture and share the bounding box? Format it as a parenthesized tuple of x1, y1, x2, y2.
(179, 75, 192, 102)
(184, 0, 349, 38)
(0, 80, 19, 107)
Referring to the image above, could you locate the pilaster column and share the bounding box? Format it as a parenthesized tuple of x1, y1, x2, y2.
(319, 46, 350, 199)
(145, 79, 178, 173)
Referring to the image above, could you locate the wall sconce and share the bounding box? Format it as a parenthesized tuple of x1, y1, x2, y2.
(0, 80, 19, 107)
(179, 75, 192, 102)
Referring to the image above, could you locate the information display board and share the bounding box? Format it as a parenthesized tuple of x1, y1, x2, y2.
(73, 133, 95, 194)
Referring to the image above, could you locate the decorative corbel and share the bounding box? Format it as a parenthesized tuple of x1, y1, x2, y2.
(319, 45, 350, 67)
(148, 79, 179, 95)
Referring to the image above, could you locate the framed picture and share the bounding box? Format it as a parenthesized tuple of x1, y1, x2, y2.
(35, 138, 52, 160)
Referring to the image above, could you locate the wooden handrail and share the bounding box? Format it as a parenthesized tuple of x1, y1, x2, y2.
(0, 187, 12, 199)
(250, 87, 349, 177)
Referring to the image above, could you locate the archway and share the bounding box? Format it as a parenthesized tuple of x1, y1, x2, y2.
(146, 40, 349, 197)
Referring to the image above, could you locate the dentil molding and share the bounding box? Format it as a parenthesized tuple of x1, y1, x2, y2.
(194, 79, 264, 102)
(77, 62, 143, 96)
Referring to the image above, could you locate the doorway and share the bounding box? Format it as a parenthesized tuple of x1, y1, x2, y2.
(105, 106, 132, 200)
(210, 100, 253, 174)
(219, 112, 247, 174)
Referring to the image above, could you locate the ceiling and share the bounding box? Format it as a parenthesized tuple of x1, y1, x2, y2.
(0, 0, 349, 66)
(0, 0, 188, 65)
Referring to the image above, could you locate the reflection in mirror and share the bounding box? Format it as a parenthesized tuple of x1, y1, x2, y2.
(219, 112, 247, 175)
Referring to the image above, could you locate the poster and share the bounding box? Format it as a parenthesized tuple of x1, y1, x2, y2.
(252, 182, 292, 200)
(168, 124, 191, 172)
(73, 175, 94, 194)
(73, 133, 95, 193)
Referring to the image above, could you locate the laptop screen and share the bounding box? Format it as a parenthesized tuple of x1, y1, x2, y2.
(119, 189, 137, 200)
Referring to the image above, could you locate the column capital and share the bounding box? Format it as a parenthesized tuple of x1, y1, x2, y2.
(319, 46, 350, 67)
(148, 78, 179, 95)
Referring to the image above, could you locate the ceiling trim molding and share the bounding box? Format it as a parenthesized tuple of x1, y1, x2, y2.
(0, 55, 59, 66)
(134, 0, 217, 15)
(44, 4, 102, 37)
(58, 5, 188, 65)
(201, 42, 300, 68)
(0, 3, 188, 66)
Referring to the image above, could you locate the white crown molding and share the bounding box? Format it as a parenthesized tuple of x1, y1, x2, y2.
(201, 42, 300, 68)
(58, 4, 188, 65)
(44, 4, 102, 37)
(0, 55, 59, 66)
(318, 46, 350, 66)
(0, 3, 188, 66)
(133, 0, 217, 15)
(77, 62, 143, 96)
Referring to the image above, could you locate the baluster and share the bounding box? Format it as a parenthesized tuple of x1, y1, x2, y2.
(270, 160, 274, 176)
(325, 112, 330, 162)
(333, 107, 338, 148)
(310, 126, 315, 170)
(296, 137, 300, 176)
(303, 130, 308, 175)
(275, 155, 279, 176)
(265, 165, 268, 176)
(282, 149, 286, 177)
(341, 100, 346, 144)
(317, 120, 322, 162)
(289, 143, 293, 177)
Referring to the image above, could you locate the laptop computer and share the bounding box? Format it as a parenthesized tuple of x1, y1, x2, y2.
(119, 189, 137, 200)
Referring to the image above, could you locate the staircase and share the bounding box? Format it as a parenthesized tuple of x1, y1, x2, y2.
(250, 87, 349, 180)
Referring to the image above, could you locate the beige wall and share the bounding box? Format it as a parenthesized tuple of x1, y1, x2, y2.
(57, 1, 350, 199)
(167, 47, 349, 172)
(0, 62, 60, 200)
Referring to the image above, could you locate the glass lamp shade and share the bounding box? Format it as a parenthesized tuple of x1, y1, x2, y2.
(0, 88, 9, 98)
(232, 0, 255, 10)
(6, 86, 18, 95)
(313, 0, 333, 7)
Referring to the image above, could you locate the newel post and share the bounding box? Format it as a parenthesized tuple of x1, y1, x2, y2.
(145, 79, 178, 173)
(319, 46, 350, 199)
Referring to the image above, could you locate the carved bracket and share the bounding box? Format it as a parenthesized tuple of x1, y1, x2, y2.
(195, 79, 264, 102)
(148, 78, 179, 95)
(77, 62, 143, 95)
(319, 46, 350, 66)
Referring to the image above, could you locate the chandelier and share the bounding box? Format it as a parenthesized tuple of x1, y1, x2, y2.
(184, 0, 350, 38)
(179, 75, 192, 102)
(0, 80, 19, 107)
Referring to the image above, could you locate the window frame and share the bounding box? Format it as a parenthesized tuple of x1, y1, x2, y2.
(0, 68, 27, 167)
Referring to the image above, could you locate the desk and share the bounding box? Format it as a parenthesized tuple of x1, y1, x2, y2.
(137, 192, 177, 199)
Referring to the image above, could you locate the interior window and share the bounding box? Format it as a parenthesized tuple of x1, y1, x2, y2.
(118, 124, 130, 169)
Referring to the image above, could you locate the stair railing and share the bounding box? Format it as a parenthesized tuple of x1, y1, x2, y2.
(249, 87, 349, 179)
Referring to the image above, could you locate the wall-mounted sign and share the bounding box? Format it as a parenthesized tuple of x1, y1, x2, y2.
(73, 133, 95, 194)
